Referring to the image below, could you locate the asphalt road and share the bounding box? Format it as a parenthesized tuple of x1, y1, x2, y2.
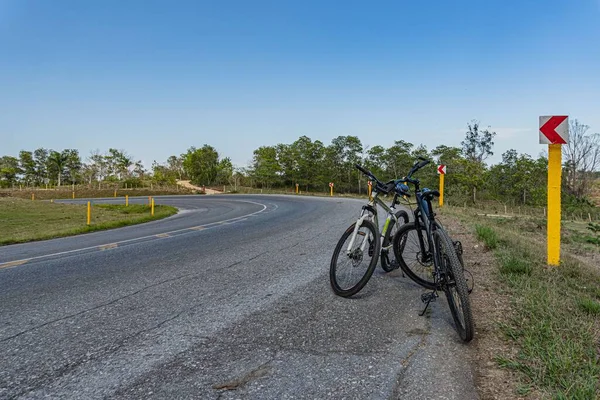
(0, 195, 478, 399)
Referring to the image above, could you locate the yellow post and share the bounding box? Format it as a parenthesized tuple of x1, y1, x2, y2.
(114, 189, 117, 198)
(330, 186, 333, 197)
(72, 191, 75, 199)
(151, 198, 155, 216)
(547, 144, 562, 265)
(295, 183, 299, 194)
(32, 193, 35, 201)
(126, 195, 129, 206)
(439, 174, 445, 207)
(368, 183, 372, 200)
(87, 201, 91, 225)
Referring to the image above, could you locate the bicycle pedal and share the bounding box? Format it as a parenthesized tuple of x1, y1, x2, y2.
(420, 292, 438, 303)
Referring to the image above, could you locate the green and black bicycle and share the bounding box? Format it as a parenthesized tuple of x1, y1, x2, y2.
(329, 164, 409, 298)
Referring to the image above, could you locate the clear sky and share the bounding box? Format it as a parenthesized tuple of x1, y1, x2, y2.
(1, 0, 599, 169)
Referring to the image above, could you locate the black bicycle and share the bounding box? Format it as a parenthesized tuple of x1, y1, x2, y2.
(329, 165, 409, 297)
(393, 157, 474, 342)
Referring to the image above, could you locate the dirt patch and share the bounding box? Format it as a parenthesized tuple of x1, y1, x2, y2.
(440, 215, 536, 400)
(176, 180, 222, 195)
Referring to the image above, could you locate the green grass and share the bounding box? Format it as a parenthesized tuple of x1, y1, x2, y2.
(577, 298, 600, 315)
(0, 198, 178, 245)
(475, 224, 498, 249)
(443, 207, 600, 398)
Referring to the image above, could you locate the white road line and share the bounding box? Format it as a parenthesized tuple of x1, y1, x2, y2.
(0, 200, 268, 270)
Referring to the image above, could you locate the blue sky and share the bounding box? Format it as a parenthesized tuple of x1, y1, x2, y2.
(2, 0, 599, 169)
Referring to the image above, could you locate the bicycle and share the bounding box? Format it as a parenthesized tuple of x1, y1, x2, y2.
(329, 165, 409, 298)
(392, 157, 474, 342)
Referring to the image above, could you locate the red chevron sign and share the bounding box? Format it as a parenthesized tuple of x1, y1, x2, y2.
(539, 116, 568, 144)
(437, 165, 446, 175)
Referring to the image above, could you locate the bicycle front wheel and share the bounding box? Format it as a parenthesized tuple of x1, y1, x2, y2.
(381, 210, 409, 272)
(392, 222, 436, 289)
(434, 227, 474, 342)
(330, 219, 380, 297)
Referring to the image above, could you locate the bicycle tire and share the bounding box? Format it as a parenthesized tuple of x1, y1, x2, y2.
(392, 222, 436, 289)
(434, 227, 474, 342)
(330, 219, 380, 297)
(381, 210, 410, 272)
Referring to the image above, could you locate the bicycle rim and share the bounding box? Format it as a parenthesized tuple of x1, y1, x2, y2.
(330, 219, 380, 297)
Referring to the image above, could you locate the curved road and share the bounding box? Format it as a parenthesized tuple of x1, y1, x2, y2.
(0, 195, 477, 399)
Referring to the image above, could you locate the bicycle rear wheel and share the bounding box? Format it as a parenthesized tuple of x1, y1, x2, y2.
(330, 219, 380, 297)
(392, 222, 436, 289)
(381, 210, 409, 272)
(434, 227, 474, 342)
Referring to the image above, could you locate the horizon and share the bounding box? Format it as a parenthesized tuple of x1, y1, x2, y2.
(2, 0, 599, 169)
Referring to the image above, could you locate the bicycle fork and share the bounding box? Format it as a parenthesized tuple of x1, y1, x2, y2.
(345, 214, 372, 256)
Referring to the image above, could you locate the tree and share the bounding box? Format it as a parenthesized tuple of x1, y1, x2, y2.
(63, 149, 82, 184)
(19, 151, 36, 185)
(563, 119, 600, 199)
(183, 145, 220, 185)
(461, 120, 496, 163)
(216, 157, 233, 185)
(327, 135, 363, 192)
(47, 150, 68, 186)
(106, 148, 133, 180)
(251, 146, 280, 188)
(132, 160, 147, 179)
(87, 150, 108, 182)
(33, 148, 49, 185)
(167, 155, 185, 180)
(0, 156, 21, 187)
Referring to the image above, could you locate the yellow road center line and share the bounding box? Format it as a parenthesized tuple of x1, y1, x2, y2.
(190, 226, 205, 231)
(99, 243, 118, 251)
(155, 233, 170, 238)
(0, 259, 30, 269)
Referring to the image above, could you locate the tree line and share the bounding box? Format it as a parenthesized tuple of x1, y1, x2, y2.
(1, 119, 598, 208)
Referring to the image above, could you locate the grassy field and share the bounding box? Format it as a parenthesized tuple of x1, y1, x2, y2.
(0, 186, 196, 201)
(0, 198, 178, 245)
(443, 206, 600, 398)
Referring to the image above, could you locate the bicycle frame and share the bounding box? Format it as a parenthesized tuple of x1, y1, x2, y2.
(345, 189, 402, 256)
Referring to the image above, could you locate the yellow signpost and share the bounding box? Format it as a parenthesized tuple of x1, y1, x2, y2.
(539, 115, 569, 266)
(329, 182, 334, 197)
(437, 165, 446, 207)
(367, 180, 372, 200)
(295, 183, 299, 194)
(87, 201, 91, 225)
(151, 198, 155, 216)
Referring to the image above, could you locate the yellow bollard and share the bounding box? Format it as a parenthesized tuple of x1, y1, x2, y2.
(114, 189, 117, 198)
(547, 144, 562, 266)
(72, 191, 75, 199)
(32, 193, 35, 201)
(126, 195, 129, 206)
(51, 199, 54, 203)
(295, 184, 299, 194)
(87, 201, 91, 225)
(439, 174, 445, 207)
(151, 198, 155, 216)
